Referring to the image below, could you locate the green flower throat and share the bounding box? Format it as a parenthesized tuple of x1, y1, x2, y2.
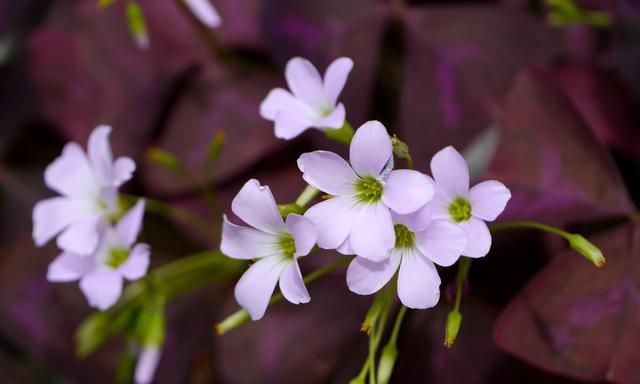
(279, 234, 296, 259)
(394, 224, 415, 249)
(448, 197, 472, 223)
(106, 247, 130, 268)
(355, 176, 383, 204)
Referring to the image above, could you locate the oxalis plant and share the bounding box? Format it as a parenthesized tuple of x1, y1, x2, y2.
(29, 2, 607, 383)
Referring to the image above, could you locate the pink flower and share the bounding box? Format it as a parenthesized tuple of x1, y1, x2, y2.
(346, 211, 467, 309)
(47, 200, 150, 310)
(134, 345, 161, 384)
(221, 179, 317, 320)
(32, 125, 135, 255)
(423, 146, 511, 258)
(184, 0, 221, 28)
(298, 121, 435, 262)
(260, 57, 353, 139)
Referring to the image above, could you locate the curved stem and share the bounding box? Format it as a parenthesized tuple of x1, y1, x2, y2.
(295, 185, 320, 208)
(490, 220, 570, 238)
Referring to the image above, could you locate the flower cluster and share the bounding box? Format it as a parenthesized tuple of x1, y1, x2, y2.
(222, 58, 511, 318)
(33, 126, 151, 310)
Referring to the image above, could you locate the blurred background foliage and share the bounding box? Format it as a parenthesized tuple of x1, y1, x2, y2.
(1, 0, 640, 382)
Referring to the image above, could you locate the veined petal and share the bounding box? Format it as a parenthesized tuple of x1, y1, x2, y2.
(184, 0, 221, 28)
(460, 217, 492, 258)
(350, 203, 395, 262)
(430, 146, 469, 198)
(416, 220, 467, 267)
(221, 216, 279, 260)
(346, 253, 400, 295)
(323, 57, 353, 105)
(298, 150, 357, 196)
(80, 267, 124, 310)
(336, 236, 354, 255)
(423, 187, 452, 221)
(134, 346, 161, 384)
(234, 256, 288, 320)
(279, 260, 310, 305)
(304, 196, 359, 250)
(391, 207, 432, 233)
(116, 199, 145, 247)
(314, 103, 345, 129)
(285, 214, 316, 257)
(47, 252, 95, 282)
(469, 180, 511, 222)
(285, 57, 331, 112)
(45, 142, 98, 198)
(120, 243, 150, 281)
(231, 179, 286, 234)
(383, 170, 434, 215)
(32, 197, 96, 247)
(56, 213, 103, 256)
(349, 121, 392, 178)
(397, 249, 441, 309)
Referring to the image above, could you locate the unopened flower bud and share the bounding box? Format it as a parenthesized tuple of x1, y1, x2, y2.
(147, 148, 180, 171)
(376, 343, 398, 384)
(444, 310, 462, 348)
(568, 234, 605, 267)
(215, 310, 250, 335)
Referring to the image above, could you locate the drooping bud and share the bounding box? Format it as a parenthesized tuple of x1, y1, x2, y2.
(215, 309, 250, 335)
(146, 148, 180, 172)
(361, 292, 390, 334)
(444, 310, 462, 348)
(125, 0, 149, 49)
(376, 343, 398, 384)
(568, 234, 605, 267)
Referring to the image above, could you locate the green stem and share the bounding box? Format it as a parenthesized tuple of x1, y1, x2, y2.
(388, 305, 407, 345)
(295, 185, 320, 208)
(454, 257, 472, 312)
(216, 256, 352, 335)
(323, 121, 355, 145)
(490, 220, 570, 238)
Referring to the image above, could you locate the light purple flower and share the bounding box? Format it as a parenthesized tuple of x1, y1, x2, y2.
(47, 200, 150, 310)
(422, 146, 511, 258)
(184, 0, 221, 28)
(221, 179, 317, 320)
(134, 345, 161, 384)
(260, 57, 353, 139)
(298, 121, 435, 262)
(346, 211, 467, 309)
(32, 125, 136, 255)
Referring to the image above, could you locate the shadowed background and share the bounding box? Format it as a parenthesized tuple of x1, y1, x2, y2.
(1, 0, 640, 382)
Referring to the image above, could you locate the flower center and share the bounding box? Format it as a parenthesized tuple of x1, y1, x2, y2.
(355, 176, 384, 204)
(106, 247, 130, 268)
(279, 234, 296, 260)
(394, 224, 415, 249)
(448, 197, 472, 223)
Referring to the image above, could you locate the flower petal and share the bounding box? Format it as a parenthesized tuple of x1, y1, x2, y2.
(336, 237, 354, 255)
(323, 57, 353, 105)
(221, 216, 279, 260)
(350, 203, 395, 262)
(416, 220, 467, 267)
(231, 179, 286, 234)
(383, 170, 435, 214)
(32, 197, 95, 247)
(285, 57, 331, 111)
(116, 199, 145, 247)
(279, 260, 310, 305)
(460, 217, 492, 258)
(120, 243, 150, 281)
(391, 207, 432, 233)
(469, 180, 511, 222)
(285, 214, 317, 257)
(314, 102, 345, 129)
(234, 256, 288, 320)
(274, 112, 315, 139)
(260, 88, 316, 121)
(87, 125, 115, 184)
(56, 213, 103, 255)
(430, 146, 469, 198)
(298, 150, 357, 196)
(80, 268, 124, 310)
(304, 196, 359, 250)
(44, 142, 98, 198)
(134, 346, 161, 384)
(113, 157, 136, 187)
(349, 121, 392, 178)
(425, 187, 453, 220)
(346, 253, 400, 295)
(184, 0, 221, 28)
(47, 252, 95, 282)
(397, 249, 441, 309)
